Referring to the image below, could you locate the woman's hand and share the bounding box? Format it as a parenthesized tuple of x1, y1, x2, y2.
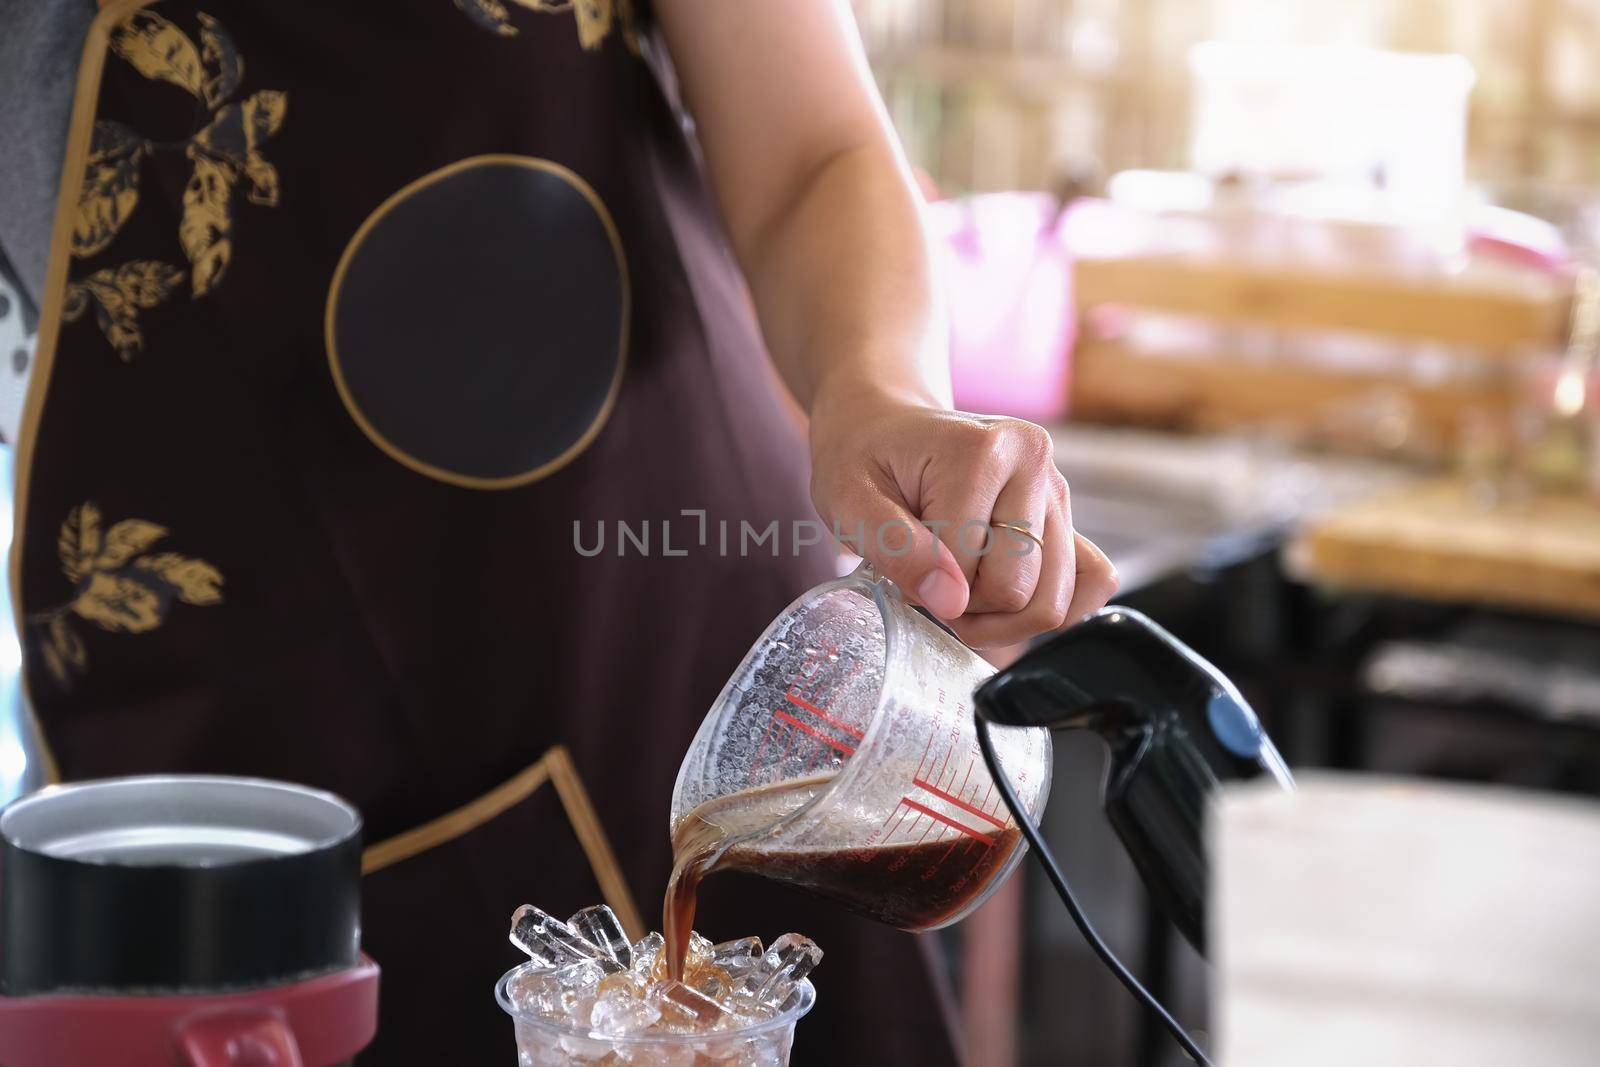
(809, 385, 1118, 649)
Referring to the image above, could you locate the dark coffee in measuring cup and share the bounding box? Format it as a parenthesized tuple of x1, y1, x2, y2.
(720, 828, 1023, 929)
(664, 774, 1023, 978)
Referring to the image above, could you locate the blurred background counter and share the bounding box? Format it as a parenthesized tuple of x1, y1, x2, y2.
(847, 2, 1600, 1064)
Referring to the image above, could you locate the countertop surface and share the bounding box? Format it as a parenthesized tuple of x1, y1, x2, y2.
(1051, 424, 1414, 593)
(1290, 477, 1600, 621)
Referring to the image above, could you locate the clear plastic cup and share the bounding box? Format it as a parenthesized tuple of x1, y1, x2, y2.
(495, 963, 816, 1066)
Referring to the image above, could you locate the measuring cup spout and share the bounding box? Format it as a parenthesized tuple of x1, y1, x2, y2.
(974, 607, 1292, 953)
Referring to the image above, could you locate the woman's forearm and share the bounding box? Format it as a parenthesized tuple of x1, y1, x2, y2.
(733, 141, 951, 415)
(652, 0, 947, 416)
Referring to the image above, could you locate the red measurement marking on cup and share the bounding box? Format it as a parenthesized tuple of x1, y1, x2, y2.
(869, 730, 1014, 873)
(909, 769, 1007, 833)
(748, 649, 866, 784)
(772, 709, 855, 755)
(783, 692, 865, 742)
(895, 790, 993, 844)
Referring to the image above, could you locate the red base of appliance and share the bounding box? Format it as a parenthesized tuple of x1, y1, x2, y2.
(0, 957, 378, 1067)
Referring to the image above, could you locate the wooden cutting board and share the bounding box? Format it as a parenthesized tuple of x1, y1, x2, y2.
(1288, 478, 1600, 620)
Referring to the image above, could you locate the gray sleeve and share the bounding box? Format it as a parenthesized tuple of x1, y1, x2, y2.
(0, 0, 99, 317)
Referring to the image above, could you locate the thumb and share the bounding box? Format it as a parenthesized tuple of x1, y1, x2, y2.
(826, 480, 970, 620)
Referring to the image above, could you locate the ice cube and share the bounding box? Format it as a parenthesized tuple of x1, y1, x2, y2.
(743, 1046, 787, 1067)
(569, 904, 632, 967)
(684, 931, 715, 971)
(648, 979, 729, 1032)
(568, 991, 601, 1029)
(506, 967, 558, 1014)
(628, 932, 665, 978)
(589, 985, 662, 1035)
(765, 932, 823, 976)
(710, 936, 763, 974)
(748, 932, 823, 1007)
(644, 1046, 696, 1067)
(697, 1036, 755, 1063)
(556, 1030, 610, 1061)
(720, 991, 781, 1026)
(511, 904, 606, 966)
(596, 970, 648, 999)
(688, 963, 735, 1002)
(508, 968, 576, 1018)
(552, 957, 614, 991)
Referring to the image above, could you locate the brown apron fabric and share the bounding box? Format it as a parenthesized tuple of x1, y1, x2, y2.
(14, 2, 962, 1064)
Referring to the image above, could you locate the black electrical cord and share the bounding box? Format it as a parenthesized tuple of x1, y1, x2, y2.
(975, 718, 1215, 1067)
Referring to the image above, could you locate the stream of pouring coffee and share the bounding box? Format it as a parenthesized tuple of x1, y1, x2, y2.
(664, 776, 830, 980)
(663, 775, 1020, 979)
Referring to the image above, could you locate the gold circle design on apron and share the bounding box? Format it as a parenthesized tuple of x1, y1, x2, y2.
(325, 155, 629, 490)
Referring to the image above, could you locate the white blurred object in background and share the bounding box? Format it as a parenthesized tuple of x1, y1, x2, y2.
(1190, 44, 1475, 240)
(0, 444, 28, 802)
(0, 272, 32, 446)
(1213, 773, 1600, 1067)
(0, 275, 38, 801)
(0, 274, 36, 801)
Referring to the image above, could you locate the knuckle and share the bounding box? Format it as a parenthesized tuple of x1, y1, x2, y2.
(1037, 601, 1069, 631)
(969, 428, 1011, 477)
(1049, 481, 1072, 518)
(956, 417, 995, 446)
(1012, 420, 1055, 461)
(988, 578, 1033, 613)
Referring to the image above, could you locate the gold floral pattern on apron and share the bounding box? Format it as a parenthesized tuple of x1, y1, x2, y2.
(61, 260, 186, 361)
(30, 503, 224, 687)
(454, 0, 643, 52)
(65, 9, 287, 360)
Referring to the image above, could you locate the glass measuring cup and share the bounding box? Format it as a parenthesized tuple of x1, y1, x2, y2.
(671, 564, 1051, 931)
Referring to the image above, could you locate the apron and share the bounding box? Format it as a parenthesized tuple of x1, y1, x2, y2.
(12, 2, 963, 1063)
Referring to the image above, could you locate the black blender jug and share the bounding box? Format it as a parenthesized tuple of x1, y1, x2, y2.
(975, 606, 1294, 1064)
(977, 605, 1292, 951)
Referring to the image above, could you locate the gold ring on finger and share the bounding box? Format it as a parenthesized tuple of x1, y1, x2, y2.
(990, 521, 1045, 555)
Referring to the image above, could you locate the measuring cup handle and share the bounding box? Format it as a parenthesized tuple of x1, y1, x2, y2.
(846, 558, 891, 591)
(847, 558, 984, 651)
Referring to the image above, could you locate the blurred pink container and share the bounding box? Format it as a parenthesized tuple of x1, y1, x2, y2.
(929, 193, 1076, 422)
